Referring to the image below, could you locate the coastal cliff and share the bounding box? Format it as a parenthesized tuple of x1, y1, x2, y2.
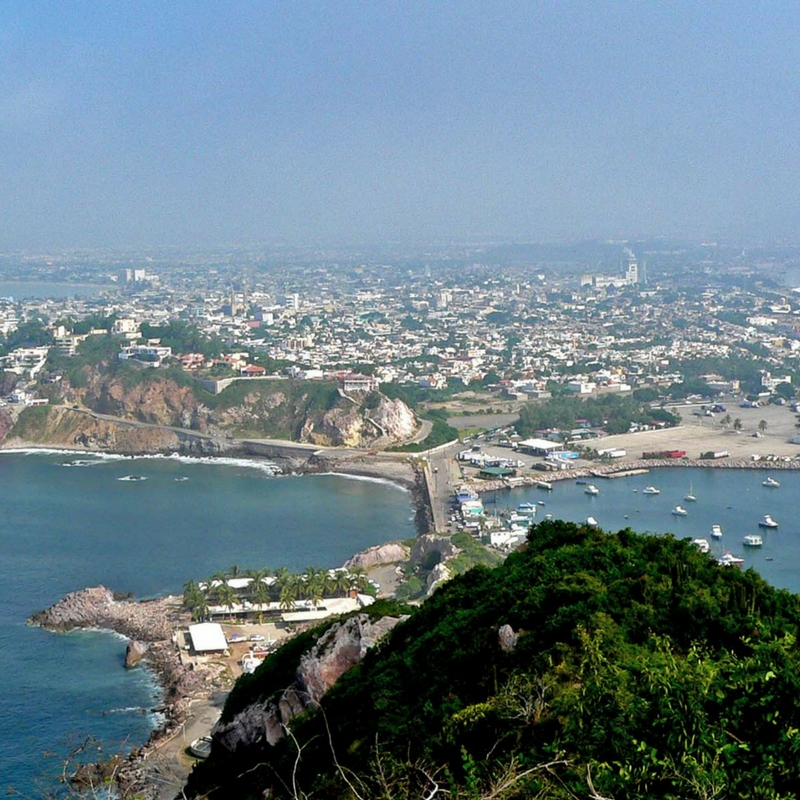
(4, 371, 418, 452)
(214, 613, 406, 753)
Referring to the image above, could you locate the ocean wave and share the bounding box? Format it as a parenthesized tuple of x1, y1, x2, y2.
(0, 448, 282, 474)
(315, 471, 410, 493)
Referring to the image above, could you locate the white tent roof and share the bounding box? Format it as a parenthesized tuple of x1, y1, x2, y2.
(189, 622, 228, 652)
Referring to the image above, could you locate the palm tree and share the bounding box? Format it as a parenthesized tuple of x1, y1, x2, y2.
(214, 581, 239, 621)
(721, 414, 732, 429)
(228, 564, 241, 579)
(733, 418, 743, 432)
(279, 584, 296, 612)
(252, 577, 272, 624)
(332, 570, 351, 597)
(758, 419, 768, 434)
(273, 566, 291, 595)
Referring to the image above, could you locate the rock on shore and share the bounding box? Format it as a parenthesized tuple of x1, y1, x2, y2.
(29, 586, 226, 799)
(28, 585, 175, 641)
(343, 541, 410, 570)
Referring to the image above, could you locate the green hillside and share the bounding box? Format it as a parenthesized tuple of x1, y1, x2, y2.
(187, 521, 800, 799)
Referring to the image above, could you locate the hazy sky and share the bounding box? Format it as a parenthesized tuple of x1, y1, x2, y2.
(2, 1, 800, 249)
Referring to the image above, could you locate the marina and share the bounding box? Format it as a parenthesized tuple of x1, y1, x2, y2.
(481, 466, 798, 587)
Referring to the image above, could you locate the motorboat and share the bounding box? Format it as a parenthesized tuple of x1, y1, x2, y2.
(576, 478, 589, 485)
(118, 475, 147, 482)
(189, 736, 214, 759)
(691, 538, 710, 553)
(762, 476, 780, 488)
(544, 513, 553, 520)
(743, 534, 763, 547)
(536, 480, 553, 491)
(717, 551, 745, 567)
(710, 524, 723, 539)
(759, 515, 779, 529)
(585, 484, 600, 496)
(586, 516, 598, 527)
(642, 486, 660, 495)
(671, 505, 688, 516)
(516, 503, 537, 516)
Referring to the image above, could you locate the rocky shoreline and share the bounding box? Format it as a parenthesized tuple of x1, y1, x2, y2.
(28, 587, 229, 796)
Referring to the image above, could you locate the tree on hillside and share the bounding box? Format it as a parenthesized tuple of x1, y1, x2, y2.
(733, 417, 743, 431)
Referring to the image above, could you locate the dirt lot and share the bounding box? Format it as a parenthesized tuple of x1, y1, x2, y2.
(594, 403, 800, 463)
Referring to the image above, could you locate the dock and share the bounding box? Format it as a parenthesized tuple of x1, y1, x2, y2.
(595, 468, 650, 479)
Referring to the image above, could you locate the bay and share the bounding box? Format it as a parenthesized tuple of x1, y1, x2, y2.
(0, 281, 103, 300)
(489, 466, 800, 593)
(0, 451, 416, 793)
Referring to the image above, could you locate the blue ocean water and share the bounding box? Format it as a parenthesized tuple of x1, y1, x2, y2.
(488, 467, 800, 593)
(0, 451, 416, 793)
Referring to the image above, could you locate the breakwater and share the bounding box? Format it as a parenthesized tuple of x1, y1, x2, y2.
(459, 457, 800, 494)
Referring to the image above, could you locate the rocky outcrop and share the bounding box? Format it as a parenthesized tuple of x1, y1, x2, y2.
(426, 562, 452, 593)
(344, 542, 411, 570)
(498, 624, 519, 653)
(125, 640, 148, 668)
(29, 586, 174, 641)
(410, 534, 461, 565)
(0, 407, 13, 442)
(214, 613, 406, 753)
(370, 398, 417, 442)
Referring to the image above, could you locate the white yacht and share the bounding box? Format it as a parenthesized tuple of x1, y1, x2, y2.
(536, 480, 553, 491)
(743, 533, 763, 547)
(710, 524, 723, 539)
(585, 484, 600, 496)
(718, 551, 745, 567)
(762, 476, 780, 488)
(691, 538, 710, 553)
(759, 515, 779, 529)
(586, 516, 598, 527)
(642, 486, 660, 495)
(671, 505, 688, 516)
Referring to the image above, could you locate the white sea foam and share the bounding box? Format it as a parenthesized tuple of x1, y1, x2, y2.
(315, 471, 410, 493)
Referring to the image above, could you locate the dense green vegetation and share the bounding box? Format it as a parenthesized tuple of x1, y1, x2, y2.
(517, 393, 679, 436)
(187, 521, 800, 799)
(139, 320, 223, 358)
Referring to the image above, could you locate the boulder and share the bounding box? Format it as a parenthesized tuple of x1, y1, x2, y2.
(343, 542, 410, 570)
(125, 640, 148, 668)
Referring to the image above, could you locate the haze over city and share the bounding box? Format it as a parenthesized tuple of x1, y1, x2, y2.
(3, 1, 800, 249)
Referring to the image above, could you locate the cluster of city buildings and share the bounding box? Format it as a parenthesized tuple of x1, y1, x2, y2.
(1, 241, 799, 406)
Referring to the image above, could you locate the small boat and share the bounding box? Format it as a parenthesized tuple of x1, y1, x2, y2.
(586, 516, 598, 527)
(710, 524, 723, 539)
(576, 478, 589, 485)
(189, 736, 214, 759)
(691, 538, 710, 553)
(585, 484, 600, 496)
(718, 551, 745, 567)
(759, 515, 779, 529)
(642, 486, 660, 495)
(516, 502, 537, 515)
(536, 480, 553, 491)
(537, 500, 546, 506)
(743, 534, 763, 547)
(684, 482, 697, 502)
(118, 475, 147, 482)
(175, 476, 189, 482)
(762, 476, 780, 488)
(544, 513, 553, 520)
(671, 505, 688, 516)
